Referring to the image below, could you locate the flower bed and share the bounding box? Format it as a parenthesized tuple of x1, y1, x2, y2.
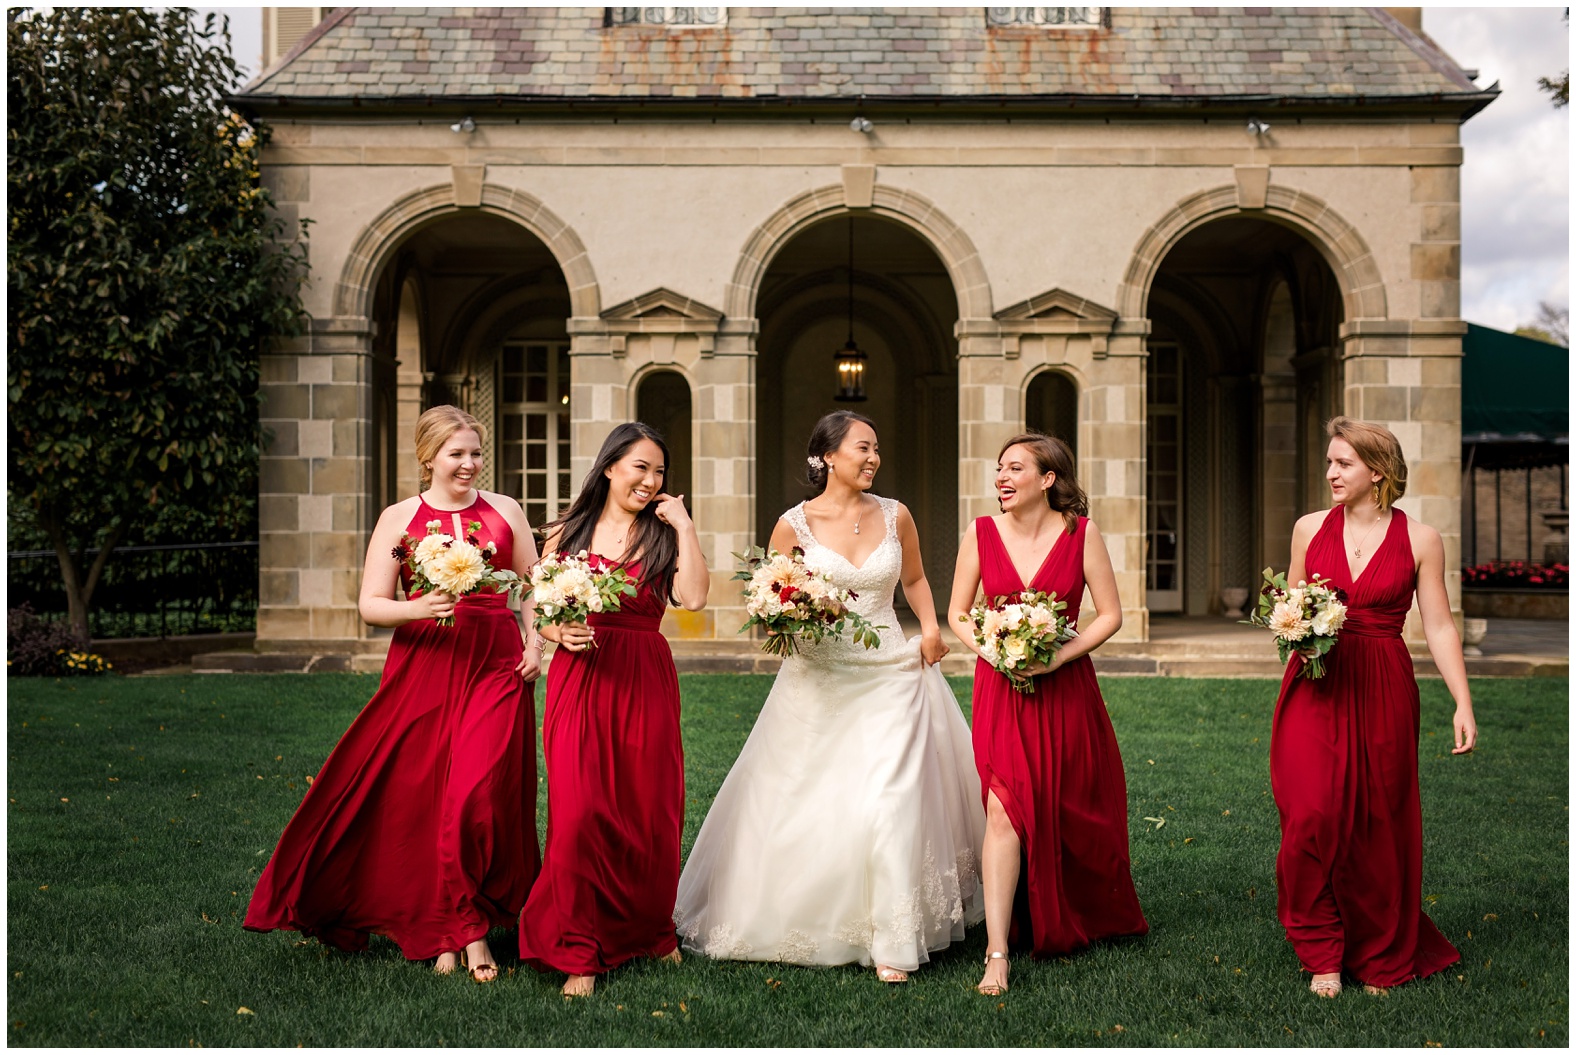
(1462, 562, 1569, 619)
(1461, 561, 1568, 589)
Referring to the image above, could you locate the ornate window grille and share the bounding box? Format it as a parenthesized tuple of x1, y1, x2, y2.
(986, 7, 1104, 27)
(607, 7, 726, 26)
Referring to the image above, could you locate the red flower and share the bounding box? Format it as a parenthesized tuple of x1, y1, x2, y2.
(778, 586, 798, 604)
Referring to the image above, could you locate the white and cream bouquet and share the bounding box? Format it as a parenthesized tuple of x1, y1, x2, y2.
(393, 519, 525, 627)
(958, 589, 1079, 693)
(733, 545, 884, 658)
(1241, 567, 1348, 679)
(528, 550, 638, 644)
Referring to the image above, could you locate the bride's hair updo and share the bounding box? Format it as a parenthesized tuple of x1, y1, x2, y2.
(998, 431, 1087, 534)
(805, 410, 877, 491)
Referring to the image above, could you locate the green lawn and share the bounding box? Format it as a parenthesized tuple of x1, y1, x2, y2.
(7, 673, 1567, 1047)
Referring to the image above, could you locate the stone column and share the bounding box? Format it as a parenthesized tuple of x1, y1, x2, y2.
(1084, 324, 1149, 641)
(1338, 161, 1465, 638)
(257, 317, 376, 658)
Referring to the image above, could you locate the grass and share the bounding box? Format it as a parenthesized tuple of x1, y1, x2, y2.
(6, 672, 1567, 1047)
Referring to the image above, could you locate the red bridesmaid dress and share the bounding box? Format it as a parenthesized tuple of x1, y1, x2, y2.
(971, 515, 1148, 956)
(517, 559, 684, 975)
(245, 494, 538, 960)
(1270, 506, 1459, 986)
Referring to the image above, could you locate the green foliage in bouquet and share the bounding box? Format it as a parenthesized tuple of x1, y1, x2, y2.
(733, 545, 885, 658)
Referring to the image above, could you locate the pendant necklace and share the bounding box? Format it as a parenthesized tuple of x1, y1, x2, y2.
(853, 499, 865, 535)
(1350, 509, 1386, 558)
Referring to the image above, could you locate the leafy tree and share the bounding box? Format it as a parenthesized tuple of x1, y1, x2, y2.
(1539, 9, 1570, 107)
(8, 8, 308, 636)
(1515, 302, 1570, 347)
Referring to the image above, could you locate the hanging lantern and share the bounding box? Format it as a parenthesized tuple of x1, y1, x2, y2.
(834, 338, 867, 402)
(833, 215, 868, 402)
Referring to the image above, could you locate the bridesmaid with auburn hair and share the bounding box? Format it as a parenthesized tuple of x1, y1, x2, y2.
(246, 405, 543, 982)
(948, 431, 1147, 996)
(1272, 416, 1476, 998)
(517, 421, 710, 998)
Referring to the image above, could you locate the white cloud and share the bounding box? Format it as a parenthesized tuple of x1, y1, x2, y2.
(1425, 7, 1571, 331)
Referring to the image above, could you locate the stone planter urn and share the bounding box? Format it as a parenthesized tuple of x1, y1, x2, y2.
(1462, 617, 1488, 657)
(1221, 587, 1251, 620)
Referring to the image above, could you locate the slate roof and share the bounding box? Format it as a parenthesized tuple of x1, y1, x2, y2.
(239, 7, 1485, 107)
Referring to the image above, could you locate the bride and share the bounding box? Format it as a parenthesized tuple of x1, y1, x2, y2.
(674, 410, 985, 983)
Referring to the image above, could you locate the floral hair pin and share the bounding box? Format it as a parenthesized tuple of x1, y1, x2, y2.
(806, 455, 825, 471)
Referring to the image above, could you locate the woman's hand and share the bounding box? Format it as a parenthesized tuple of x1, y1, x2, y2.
(1017, 652, 1064, 678)
(555, 620, 596, 652)
(653, 493, 692, 529)
(1453, 704, 1478, 754)
(919, 629, 949, 666)
(515, 635, 543, 681)
(418, 591, 456, 622)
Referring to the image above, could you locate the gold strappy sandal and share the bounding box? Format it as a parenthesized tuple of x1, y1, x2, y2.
(977, 950, 1009, 996)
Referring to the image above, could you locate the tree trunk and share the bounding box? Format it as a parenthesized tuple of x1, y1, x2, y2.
(41, 511, 125, 640)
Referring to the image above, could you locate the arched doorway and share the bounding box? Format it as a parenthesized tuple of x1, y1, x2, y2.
(1145, 217, 1343, 615)
(636, 369, 693, 506)
(755, 214, 959, 617)
(1026, 370, 1079, 458)
(367, 213, 573, 528)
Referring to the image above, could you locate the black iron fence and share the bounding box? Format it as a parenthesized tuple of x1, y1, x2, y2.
(8, 541, 258, 638)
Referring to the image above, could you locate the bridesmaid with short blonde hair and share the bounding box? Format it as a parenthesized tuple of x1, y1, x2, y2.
(1271, 416, 1476, 998)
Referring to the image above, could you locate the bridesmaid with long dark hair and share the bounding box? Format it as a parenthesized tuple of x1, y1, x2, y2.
(245, 405, 542, 983)
(518, 421, 710, 997)
(1272, 417, 1475, 998)
(947, 431, 1147, 996)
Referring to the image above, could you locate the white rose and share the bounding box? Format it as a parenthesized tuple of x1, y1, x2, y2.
(1312, 602, 1347, 637)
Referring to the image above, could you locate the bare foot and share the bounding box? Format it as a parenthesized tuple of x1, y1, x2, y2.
(659, 948, 683, 965)
(1362, 984, 1389, 997)
(433, 951, 461, 975)
(1309, 973, 1342, 998)
(875, 964, 909, 984)
(977, 953, 1009, 996)
(562, 974, 596, 998)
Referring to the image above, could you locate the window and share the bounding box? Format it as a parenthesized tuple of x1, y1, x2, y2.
(986, 7, 1104, 27)
(499, 341, 572, 530)
(607, 7, 726, 26)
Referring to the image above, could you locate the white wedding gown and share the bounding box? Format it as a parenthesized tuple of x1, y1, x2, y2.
(674, 497, 986, 971)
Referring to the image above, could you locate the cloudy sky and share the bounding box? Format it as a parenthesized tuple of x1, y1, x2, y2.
(207, 5, 1569, 333)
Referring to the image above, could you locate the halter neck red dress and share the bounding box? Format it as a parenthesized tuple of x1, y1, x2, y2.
(517, 559, 685, 976)
(1270, 506, 1459, 986)
(970, 515, 1148, 956)
(245, 493, 538, 960)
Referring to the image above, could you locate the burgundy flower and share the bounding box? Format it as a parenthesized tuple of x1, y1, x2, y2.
(391, 543, 411, 561)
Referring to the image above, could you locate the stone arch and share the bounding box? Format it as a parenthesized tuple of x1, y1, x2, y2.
(333, 183, 600, 322)
(725, 183, 993, 323)
(1117, 184, 1386, 324)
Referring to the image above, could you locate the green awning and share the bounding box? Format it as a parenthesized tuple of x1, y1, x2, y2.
(1462, 323, 1568, 446)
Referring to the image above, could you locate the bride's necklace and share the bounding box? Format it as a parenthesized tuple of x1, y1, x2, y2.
(1347, 508, 1387, 558)
(813, 495, 865, 534)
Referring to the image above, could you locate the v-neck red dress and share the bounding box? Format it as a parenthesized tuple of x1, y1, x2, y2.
(245, 494, 538, 960)
(970, 515, 1148, 957)
(1270, 506, 1459, 986)
(517, 558, 685, 976)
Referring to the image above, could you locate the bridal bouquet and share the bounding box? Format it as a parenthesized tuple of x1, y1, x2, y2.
(1241, 567, 1347, 679)
(393, 519, 526, 627)
(529, 550, 639, 644)
(733, 546, 884, 658)
(958, 589, 1079, 693)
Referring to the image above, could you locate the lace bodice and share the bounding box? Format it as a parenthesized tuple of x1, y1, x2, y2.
(781, 497, 912, 665)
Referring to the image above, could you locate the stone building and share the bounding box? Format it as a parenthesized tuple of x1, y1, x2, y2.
(229, 6, 1495, 667)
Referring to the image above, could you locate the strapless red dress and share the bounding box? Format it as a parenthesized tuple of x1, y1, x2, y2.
(970, 515, 1148, 956)
(518, 559, 684, 975)
(244, 494, 538, 960)
(1270, 506, 1459, 986)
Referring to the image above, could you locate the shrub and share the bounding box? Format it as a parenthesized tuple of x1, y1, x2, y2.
(6, 604, 113, 676)
(1462, 561, 1569, 589)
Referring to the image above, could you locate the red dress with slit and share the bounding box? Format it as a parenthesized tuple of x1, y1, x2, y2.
(1270, 506, 1459, 986)
(970, 515, 1148, 956)
(517, 559, 685, 975)
(244, 494, 538, 960)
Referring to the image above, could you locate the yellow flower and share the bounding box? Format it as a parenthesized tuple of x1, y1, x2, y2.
(426, 540, 487, 596)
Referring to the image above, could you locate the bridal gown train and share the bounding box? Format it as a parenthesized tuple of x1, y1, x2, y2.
(673, 497, 986, 972)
